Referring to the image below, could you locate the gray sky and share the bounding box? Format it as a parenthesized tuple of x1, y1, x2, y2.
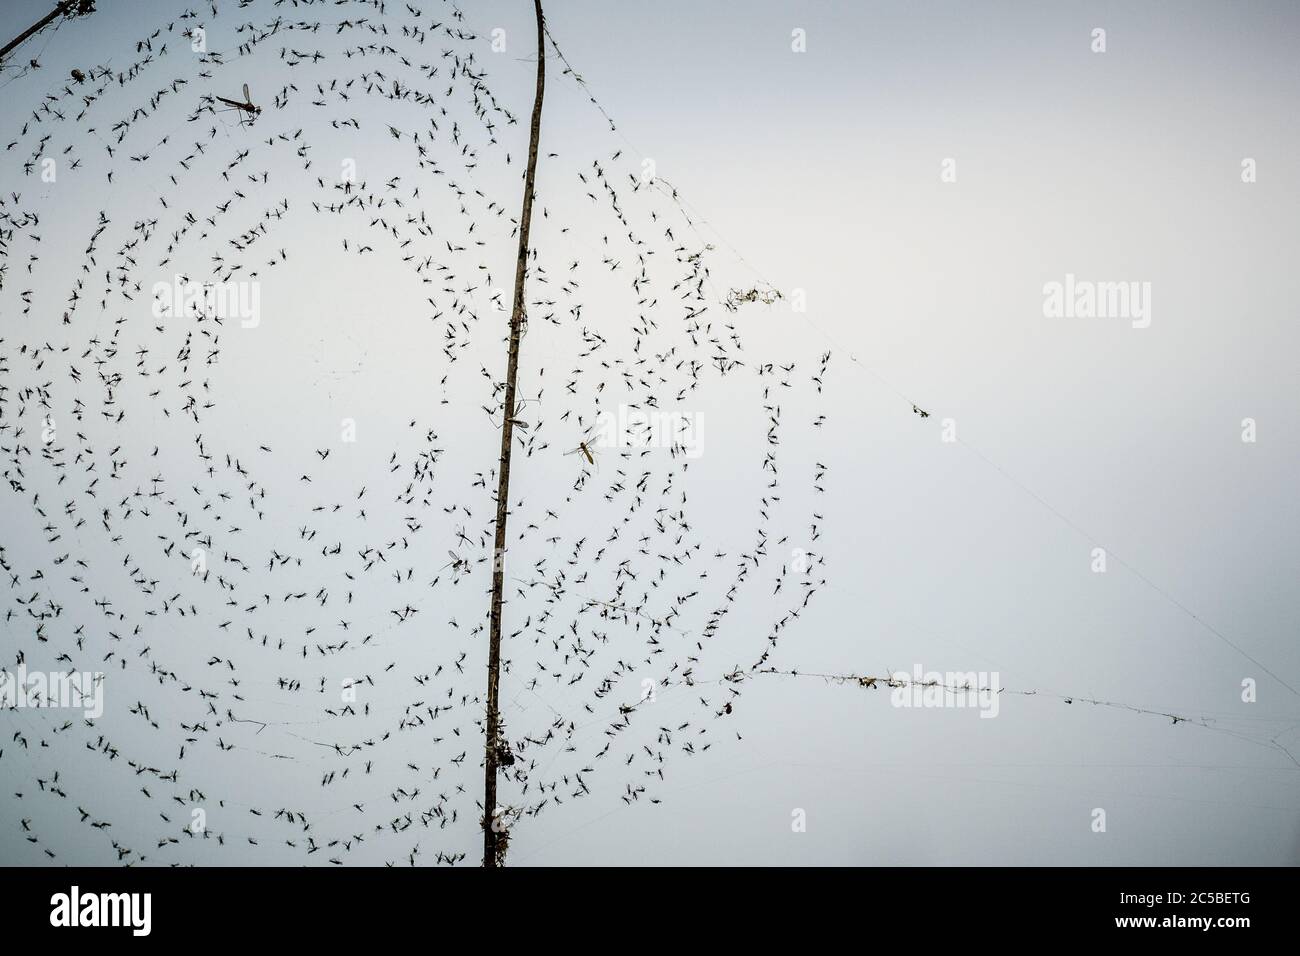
(0, 0, 1297, 866)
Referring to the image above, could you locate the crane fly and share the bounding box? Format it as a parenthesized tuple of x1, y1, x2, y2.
(563, 419, 604, 471)
(564, 436, 599, 470)
(215, 83, 261, 126)
(491, 397, 533, 432)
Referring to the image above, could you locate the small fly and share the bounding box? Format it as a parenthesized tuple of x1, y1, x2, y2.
(437, 550, 470, 579)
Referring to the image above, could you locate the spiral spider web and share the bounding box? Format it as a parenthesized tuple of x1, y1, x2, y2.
(0, 0, 830, 864)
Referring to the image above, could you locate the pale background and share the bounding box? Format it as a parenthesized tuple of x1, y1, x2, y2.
(0, 0, 1296, 865)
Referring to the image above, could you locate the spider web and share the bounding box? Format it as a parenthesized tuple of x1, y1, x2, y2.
(0, 0, 830, 865)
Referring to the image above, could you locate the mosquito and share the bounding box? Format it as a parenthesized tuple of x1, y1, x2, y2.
(215, 84, 261, 126)
(437, 550, 471, 578)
